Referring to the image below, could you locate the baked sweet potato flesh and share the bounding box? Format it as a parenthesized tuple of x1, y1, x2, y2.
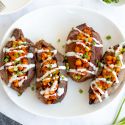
(89, 44, 125, 104)
(0, 29, 35, 94)
(65, 23, 103, 82)
(35, 40, 68, 104)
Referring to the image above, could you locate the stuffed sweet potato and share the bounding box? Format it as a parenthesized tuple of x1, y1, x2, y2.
(89, 43, 125, 104)
(65, 23, 103, 82)
(0, 29, 35, 94)
(35, 40, 68, 104)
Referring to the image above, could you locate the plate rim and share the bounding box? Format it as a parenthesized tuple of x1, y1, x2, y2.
(0, 0, 32, 15)
(1, 5, 125, 119)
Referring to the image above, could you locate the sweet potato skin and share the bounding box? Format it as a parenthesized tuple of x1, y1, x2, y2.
(65, 23, 103, 82)
(0, 29, 35, 94)
(89, 44, 125, 104)
(35, 40, 67, 104)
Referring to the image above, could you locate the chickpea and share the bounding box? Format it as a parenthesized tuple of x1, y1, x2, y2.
(75, 46, 80, 52)
(75, 59, 82, 66)
(106, 55, 112, 61)
(102, 69, 107, 75)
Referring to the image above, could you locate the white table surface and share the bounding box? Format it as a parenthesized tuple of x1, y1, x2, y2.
(0, 0, 125, 125)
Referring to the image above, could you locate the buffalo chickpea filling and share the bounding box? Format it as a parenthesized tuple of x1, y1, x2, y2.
(36, 46, 65, 103)
(2, 39, 35, 88)
(90, 45, 125, 102)
(66, 26, 102, 80)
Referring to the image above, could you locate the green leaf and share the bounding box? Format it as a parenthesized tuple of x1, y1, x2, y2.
(103, 0, 119, 3)
(119, 117, 125, 122)
(112, 98, 125, 124)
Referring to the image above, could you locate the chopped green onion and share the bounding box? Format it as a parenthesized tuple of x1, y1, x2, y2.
(92, 40, 96, 46)
(66, 63, 69, 71)
(14, 53, 19, 58)
(79, 89, 84, 94)
(83, 52, 89, 59)
(18, 93, 22, 96)
(60, 74, 65, 80)
(73, 75, 81, 80)
(4, 56, 9, 63)
(62, 45, 65, 48)
(14, 66, 18, 71)
(85, 38, 89, 43)
(121, 48, 125, 53)
(31, 86, 35, 91)
(17, 71, 23, 76)
(106, 35, 112, 40)
(57, 38, 61, 42)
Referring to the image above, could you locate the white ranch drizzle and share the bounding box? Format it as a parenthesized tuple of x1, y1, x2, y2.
(5, 53, 34, 67)
(37, 48, 67, 99)
(68, 68, 95, 75)
(57, 88, 64, 96)
(1, 39, 35, 87)
(90, 43, 125, 102)
(36, 49, 57, 66)
(37, 66, 66, 82)
(3, 45, 27, 53)
(45, 63, 57, 69)
(8, 75, 27, 87)
(67, 40, 90, 50)
(65, 52, 98, 72)
(7, 64, 35, 72)
(37, 49, 57, 55)
(73, 27, 103, 47)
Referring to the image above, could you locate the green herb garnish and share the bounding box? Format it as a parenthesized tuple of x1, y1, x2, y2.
(57, 38, 61, 42)
(92, 40, 96, 46)
(14, 66, 18, 71)
(79, 89, 84, 94)
(83, 52, 89, 59)
(106, 35, 112, 40)
(4, 56, 9, 63)
(63, 56, 67, 62)
(73, 75, 81, 80)
(112, 98, 125, 125)
(17, 71, 23, 76)
(62, 45, 65, 48)
(121, 48, 125, 53)
(85, 38, 89, 43)
(60, 74, 65, 80)
(103, 0, 119, 4)
(31, 86, 35, 91)
(14, 53, 19, 58)
(66, 63, 69, 71)
(18, 93, 22, 96)
(96, 59, 102, 68)
(48, 64, 52, 70)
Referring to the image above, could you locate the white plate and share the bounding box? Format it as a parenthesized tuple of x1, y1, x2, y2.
(100, 0, 125, 6)
(0, 0, 32, 15)
(1, 5, 125, 118)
